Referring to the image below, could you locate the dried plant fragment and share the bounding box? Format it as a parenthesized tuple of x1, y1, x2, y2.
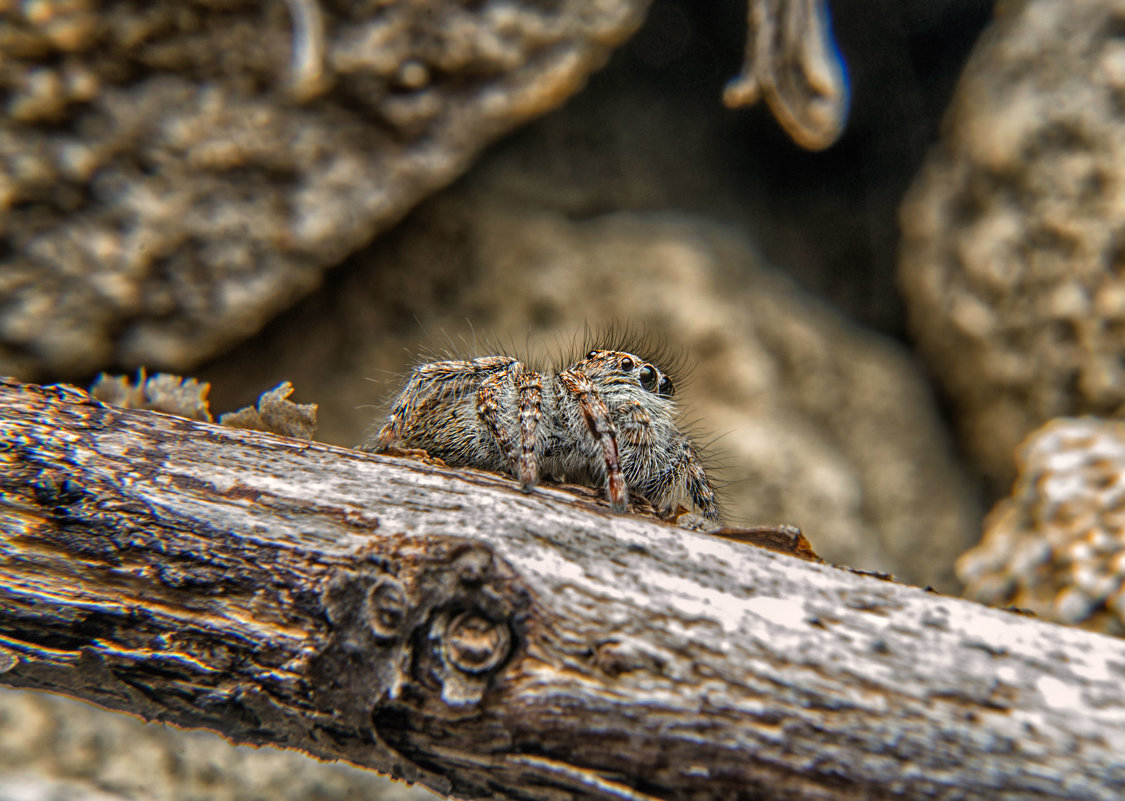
(91, 372, 316, 439)
(712, 524, 823, 562)
(724, 0, 850, 150)
(90, 369, 213, 422)
(220, 382, 317, 440)
(282, 0, 329, 101)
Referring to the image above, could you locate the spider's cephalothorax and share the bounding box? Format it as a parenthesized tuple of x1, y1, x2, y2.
(366, 347, 721, 522)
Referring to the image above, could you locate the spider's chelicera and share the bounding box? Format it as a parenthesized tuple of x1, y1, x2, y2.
(366, 345, 721, 522)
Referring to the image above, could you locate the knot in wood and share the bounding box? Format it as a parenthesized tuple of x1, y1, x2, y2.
(454, 546, 493, 587)
(441, 609, 510, 676)
(31, 469, 87, 511)
(428, 606, 514, 707)
(314, 540, 528, 715)
(366, 577, 406, 641)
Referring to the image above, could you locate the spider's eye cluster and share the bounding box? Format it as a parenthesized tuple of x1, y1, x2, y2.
(637, 362, 674, 397)
(620, 357, 635, 371)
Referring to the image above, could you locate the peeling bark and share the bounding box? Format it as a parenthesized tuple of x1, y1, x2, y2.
(1, 378, 1124, 801)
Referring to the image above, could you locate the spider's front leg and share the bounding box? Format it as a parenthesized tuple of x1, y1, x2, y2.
(558, 370, 628, 513)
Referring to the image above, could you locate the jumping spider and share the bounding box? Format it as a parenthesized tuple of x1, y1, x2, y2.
(367, 346, 721, 522)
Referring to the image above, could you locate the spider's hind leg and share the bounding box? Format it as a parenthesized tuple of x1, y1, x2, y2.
(476, 363, 544, 490)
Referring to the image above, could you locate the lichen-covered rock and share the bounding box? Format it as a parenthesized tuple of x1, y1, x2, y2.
(0, 0, 650, 380)
(899, 0, 1125, 486)
(203, 195, 979, 589)
(957, 418, 1125, 636)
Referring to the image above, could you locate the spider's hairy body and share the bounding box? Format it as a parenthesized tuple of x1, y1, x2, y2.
(367, 346, 721, 522)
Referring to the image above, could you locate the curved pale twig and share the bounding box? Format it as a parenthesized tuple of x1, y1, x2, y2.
(724, 0, 851, 150)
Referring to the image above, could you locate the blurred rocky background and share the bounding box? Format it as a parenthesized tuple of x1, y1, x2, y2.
(956, 418, 1125, 638)
(901, 0, 1125, 491)
(14, 0, 1125, 797)
(0, 689, 436, 801)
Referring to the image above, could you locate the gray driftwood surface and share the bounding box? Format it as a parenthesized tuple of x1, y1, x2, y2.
(1, 377, 1124, 801)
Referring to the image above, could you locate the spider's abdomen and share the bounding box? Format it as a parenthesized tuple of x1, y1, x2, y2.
(371, 356, 521, 472)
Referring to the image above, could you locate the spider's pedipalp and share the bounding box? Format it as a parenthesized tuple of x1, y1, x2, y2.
(647, 437, 722, 522)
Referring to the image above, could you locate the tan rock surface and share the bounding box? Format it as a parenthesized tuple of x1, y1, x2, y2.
(0, 0, 650, 379)
(0, 689, 436, 801)
(900, 0, 1125, 486)
(958, 417, 1125, 637)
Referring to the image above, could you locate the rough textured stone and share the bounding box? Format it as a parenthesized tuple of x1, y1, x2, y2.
(202, 192, 979, 590)
(0, 0, 650, 379)
(0, 689, 437, 801)
(0, 0, 995, 383)
(899, 0, 1125, 486)
(958, 418, 1125, 637)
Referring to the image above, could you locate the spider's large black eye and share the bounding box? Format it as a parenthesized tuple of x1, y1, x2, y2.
(620, 357, 634, 372)
(638, 365, 658, 391)
(658, 376, 674, 397)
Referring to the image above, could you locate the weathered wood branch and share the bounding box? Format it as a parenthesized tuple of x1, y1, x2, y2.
(2, 377, 1124, 801)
